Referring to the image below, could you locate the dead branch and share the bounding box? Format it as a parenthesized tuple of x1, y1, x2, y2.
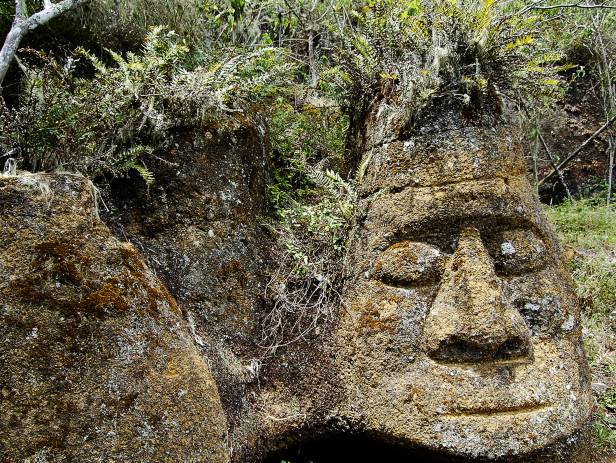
(521, 1, 616, 14)
(537, 129, 573, 200)
(539, 113, 616, 186)
(0, 0, 91, 86)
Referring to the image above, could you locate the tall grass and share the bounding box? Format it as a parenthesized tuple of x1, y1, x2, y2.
(547, 199, 616, 456)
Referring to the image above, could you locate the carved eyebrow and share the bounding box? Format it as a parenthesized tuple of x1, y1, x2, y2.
(372, 218, 550, 253)
(364, 176, 550, 251)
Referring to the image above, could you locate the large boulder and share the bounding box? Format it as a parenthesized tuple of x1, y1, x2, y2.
(236, 111, 595, 463)
(102, 121, 344, 461)
(0, 110, 594, 462)
(0, 174, 229, 462)
(102, 121, 275, 456)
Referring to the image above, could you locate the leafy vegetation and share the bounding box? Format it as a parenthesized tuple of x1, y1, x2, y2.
(548, 198, 616, 456)
(338, 0, 565, 122)
(0, 26, 291, 182)
(263, 101, 353, 349)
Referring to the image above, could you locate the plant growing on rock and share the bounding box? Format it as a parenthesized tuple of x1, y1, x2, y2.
(263, 100, 353, 349)
(263, 169, 355, 350)
(335, 0, 568, 131)
(0, 26, 293, 182)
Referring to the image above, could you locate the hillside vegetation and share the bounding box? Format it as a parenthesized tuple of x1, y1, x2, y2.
(1, 0, 615, 458)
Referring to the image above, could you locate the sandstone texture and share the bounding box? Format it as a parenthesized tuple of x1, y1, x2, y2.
(335, 113, 594, 461)
(216, 113, 595, 462)
(100, 122, 276, 454)
(0, 174, 229, 462)
(0, 111, 594, 462)
(99, 122, 345, 460)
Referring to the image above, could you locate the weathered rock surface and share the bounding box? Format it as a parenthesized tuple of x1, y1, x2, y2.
(0, 174, 229, 462)
(239, 111, 595, 463)
(101, 122, 345, 461)
(335, 112, 594, 462)
(0, 110, 595, 462)
(101, 122, 275, 454)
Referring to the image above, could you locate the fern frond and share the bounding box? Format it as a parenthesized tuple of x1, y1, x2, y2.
(309, 168, 354, 198)
(105, 48, 128, 70)
(131, 163, 155, 185)
(75, 47, 107, 75)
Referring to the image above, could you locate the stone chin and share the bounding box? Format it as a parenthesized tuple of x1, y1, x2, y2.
(340, 339, 591, 459)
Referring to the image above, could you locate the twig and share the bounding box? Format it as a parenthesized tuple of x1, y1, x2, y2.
(520, 0, 616, 13)
(537, 128, 572, 200)
(1, 0, 91, 86)
(608, 136, 614, 206)
(539, 113, 616, 186)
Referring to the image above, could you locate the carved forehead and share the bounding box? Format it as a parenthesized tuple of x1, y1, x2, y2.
(362, 175, 548, 248)
(358, 125, 527, 196)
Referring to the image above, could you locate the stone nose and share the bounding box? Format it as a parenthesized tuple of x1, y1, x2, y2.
(422, 227, 532, 363)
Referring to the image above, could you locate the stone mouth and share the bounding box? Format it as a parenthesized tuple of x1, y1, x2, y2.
(435, 356, 534, 369)
(443, 402, 552, 418)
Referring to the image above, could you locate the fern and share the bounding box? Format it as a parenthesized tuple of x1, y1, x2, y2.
(308, 168, 350, 196)
(130, 163, 155, 185)
(75, 47, 107, 75)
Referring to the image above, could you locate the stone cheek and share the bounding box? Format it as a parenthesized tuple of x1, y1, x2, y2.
(0, 175, 229, 463)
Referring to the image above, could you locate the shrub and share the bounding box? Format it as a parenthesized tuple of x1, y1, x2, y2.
(548, 198, 616, 316)
(0, 26, 293, 183)
(263, 169, 355, 350)
(262, 100, 353, 349)
(267, 100, 349, 209)
(335, 0, 567, 127)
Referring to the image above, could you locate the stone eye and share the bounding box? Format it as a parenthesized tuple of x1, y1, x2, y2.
(373, 241, 445, 287)
(487, 229, 548, 276)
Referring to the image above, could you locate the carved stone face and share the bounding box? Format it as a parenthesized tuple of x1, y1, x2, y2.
(336, 124, 592, 459)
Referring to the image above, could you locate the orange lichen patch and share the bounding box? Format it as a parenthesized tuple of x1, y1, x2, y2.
(9, 275, 55, 305)
(119, 243, 145, 274)
(356, 301, 398, 334)
(154, 284, 180, 314)
(32, 241, 87, 285)
(217, 259, 246, 280)
(115, 243, 180, 316)
(79, 283, 129, 315)
(163, 356, 183, 379)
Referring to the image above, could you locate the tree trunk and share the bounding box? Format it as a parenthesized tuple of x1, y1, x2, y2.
(0, 0, 91, 87)
(0, 17, 27, 86)
(308, 30, 318, 87)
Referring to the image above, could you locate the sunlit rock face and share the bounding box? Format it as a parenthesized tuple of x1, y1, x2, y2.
(0, 175, 229, 462)
(0, 113, 593, 462)
(336, 112, 593, 461)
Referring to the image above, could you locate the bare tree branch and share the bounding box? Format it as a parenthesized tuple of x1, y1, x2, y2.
(520, 0, 616, 14)
(15, 0, 28, 20)
(539, 113, 616, 186)
(0, 0, 91, 87)
(538, 128, 572, 200)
